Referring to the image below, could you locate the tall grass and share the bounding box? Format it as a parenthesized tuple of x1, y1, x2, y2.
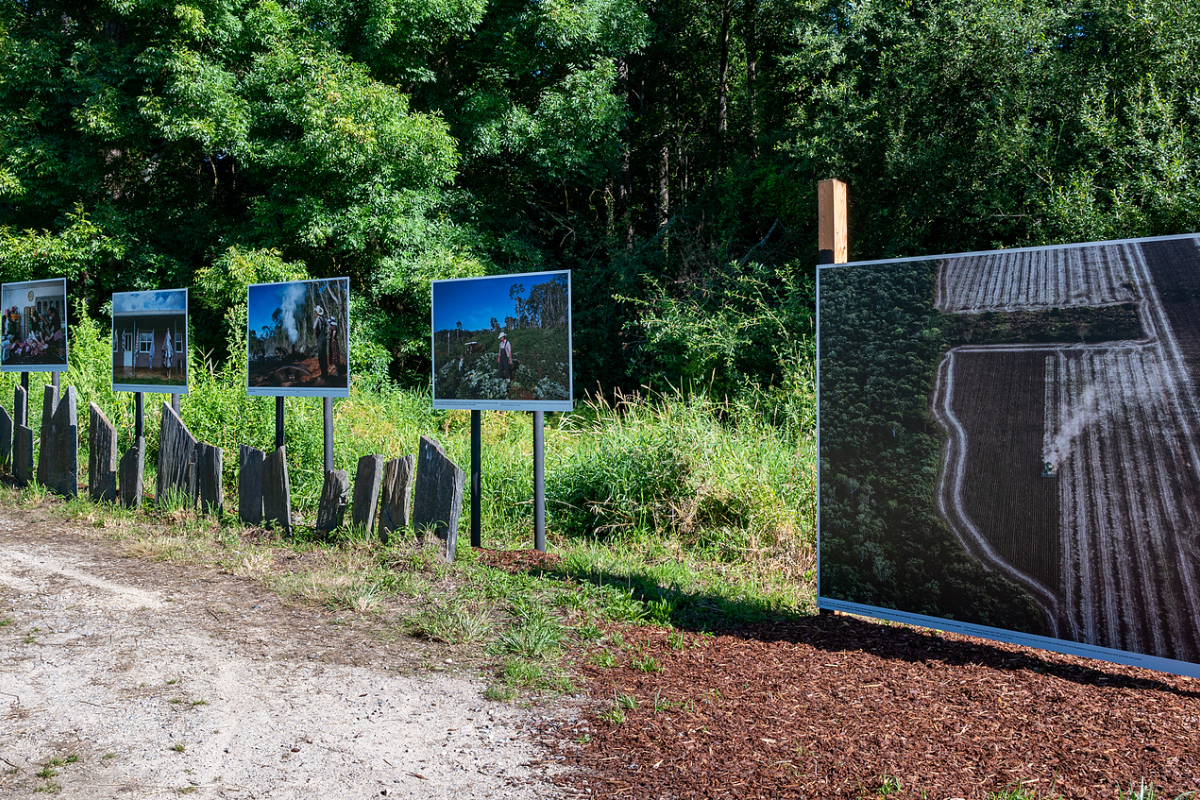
(4, 305, 818, 618)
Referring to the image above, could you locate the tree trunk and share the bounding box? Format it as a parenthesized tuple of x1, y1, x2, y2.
(657, 142, 670, 253)
(616, 58, 634, 249)
(717, 0, 733, 158)
(745, 0, 759, 156)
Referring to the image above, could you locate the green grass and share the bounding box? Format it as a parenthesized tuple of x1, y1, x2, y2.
(2, 313, 815, 704)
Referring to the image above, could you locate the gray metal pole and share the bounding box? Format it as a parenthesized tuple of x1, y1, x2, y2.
(323, 396, 333, 472)
(135, 392, 144, 440)
(533, 410, 545, 552)
(51, 371, 59, 390)
(171, 393, 181, 414)
(275, 396, 285, 450)
(19, 372, 28, 426)
(471, 410, 481, 548)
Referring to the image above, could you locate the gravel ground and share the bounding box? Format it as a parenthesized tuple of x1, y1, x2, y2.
(0, 511, 566, 799)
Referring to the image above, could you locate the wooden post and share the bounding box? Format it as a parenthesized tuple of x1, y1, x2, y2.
(817, 179, 848, 617)
(817, 178, 848, 265)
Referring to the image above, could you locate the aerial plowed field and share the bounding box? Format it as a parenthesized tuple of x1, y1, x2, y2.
(936, 243, 1136, 313)
(933, 237, 1200, 666)
(1050, 348, 1200, 663)
(1141, 237, 1200, 372)
(947, 350, 1059, 591)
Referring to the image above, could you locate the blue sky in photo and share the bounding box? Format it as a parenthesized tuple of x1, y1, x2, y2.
(433, 272, 563, 332)
(247, 279, 346, 339)
(112, 289, 187, 315)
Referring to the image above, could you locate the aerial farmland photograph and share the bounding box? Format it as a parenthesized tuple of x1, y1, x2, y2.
(819, 235, 1200, 669)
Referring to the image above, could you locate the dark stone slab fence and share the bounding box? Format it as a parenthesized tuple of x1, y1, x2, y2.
(2, 390, 466, 561)
(1, 391, 224, 512)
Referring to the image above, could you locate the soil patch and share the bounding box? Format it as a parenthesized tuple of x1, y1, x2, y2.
(0, 509, 564, 799)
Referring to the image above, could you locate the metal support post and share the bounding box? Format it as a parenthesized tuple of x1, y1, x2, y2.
(275, 396, 285, 450)
(323, 397, 333, 472)
(471, 410, 481, 548)
(533, 411, 545, 552)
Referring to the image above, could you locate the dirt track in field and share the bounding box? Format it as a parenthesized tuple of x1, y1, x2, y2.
(932, 238, 1200, 663)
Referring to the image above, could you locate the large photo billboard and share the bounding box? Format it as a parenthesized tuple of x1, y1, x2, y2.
(246, 278, 349, 398)
(818, 233, 1200, 679)
(431, 270, 572, 411)
(112, 289, 188, 394)
(1, 278, 68, 372)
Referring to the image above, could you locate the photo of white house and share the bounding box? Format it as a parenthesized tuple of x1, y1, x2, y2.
(111, 289, 188, 393)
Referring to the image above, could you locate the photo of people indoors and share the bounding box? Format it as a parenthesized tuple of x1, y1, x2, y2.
(246, 278, 348, 395)
(111, 289, 188, 392)
(432, 272, 570, 405)
(0, 279, 68, 370)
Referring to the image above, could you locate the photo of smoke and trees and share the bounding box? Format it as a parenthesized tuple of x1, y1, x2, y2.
(820, 237, 1200, 667)
(432, 272, 570, 406)
(246, 278, 349, 395)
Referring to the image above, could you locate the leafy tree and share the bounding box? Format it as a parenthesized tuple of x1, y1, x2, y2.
(0, 0, 474, 368)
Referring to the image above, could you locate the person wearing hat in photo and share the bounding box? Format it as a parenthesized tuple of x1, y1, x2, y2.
(313, 304, 329, 381)
(497, 331, 512, 380)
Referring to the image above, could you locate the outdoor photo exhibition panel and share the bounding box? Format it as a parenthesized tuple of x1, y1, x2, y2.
(112, 289, 189, 394)
(817, 233, 1200, 679)
(246, 278, 350, 398)
(431, 270, 573, 411)
(0, 278, 68, 372)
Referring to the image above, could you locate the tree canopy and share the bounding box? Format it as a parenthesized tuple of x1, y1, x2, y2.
(2, 0, 1199, 394)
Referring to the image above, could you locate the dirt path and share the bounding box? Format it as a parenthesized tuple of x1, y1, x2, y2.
(0, 512, 564, 799)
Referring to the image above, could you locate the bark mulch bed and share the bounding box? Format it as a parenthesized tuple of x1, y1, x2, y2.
(543, 613, 1200, 799)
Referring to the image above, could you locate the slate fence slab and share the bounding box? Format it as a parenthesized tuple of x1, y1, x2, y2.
(39, 386, 78, 498)
(88, 403, 118, 503)
(316, 469, 350, 533)
(196, 442, 223, 516)
(119, 437, 145, 509)
(262, 445, 291, 534)
(0, 406, 12, 473)
(157, 402, 197, 507)
(238, 445, 265, 525)
(351, 454, 384, 532)
(378, 455, 415, 543)
(412, 435, 464, 562)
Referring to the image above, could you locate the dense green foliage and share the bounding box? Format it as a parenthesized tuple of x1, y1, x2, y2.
(818, 261, 1044, 632)
(4, 0, 1198, 397)
(5, 309, 809, 567)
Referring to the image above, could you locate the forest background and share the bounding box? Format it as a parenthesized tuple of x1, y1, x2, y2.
(4, 0, 1199, 406)
(2, 0, 1200, 589)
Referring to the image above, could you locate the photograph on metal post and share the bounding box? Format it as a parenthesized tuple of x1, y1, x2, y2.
(817, 233, 1200, 679)
(1, 278, 69, 372)
(111, 289, 189, 393)
(431, 270, 572, 411)
(246, 278, 350, 398)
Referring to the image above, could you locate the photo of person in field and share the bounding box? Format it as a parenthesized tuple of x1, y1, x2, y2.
(246, 278, 349, 397)
(1, 278, 68, 371)
(431, 271, 572, 410)
(111, 289, 188, 393)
